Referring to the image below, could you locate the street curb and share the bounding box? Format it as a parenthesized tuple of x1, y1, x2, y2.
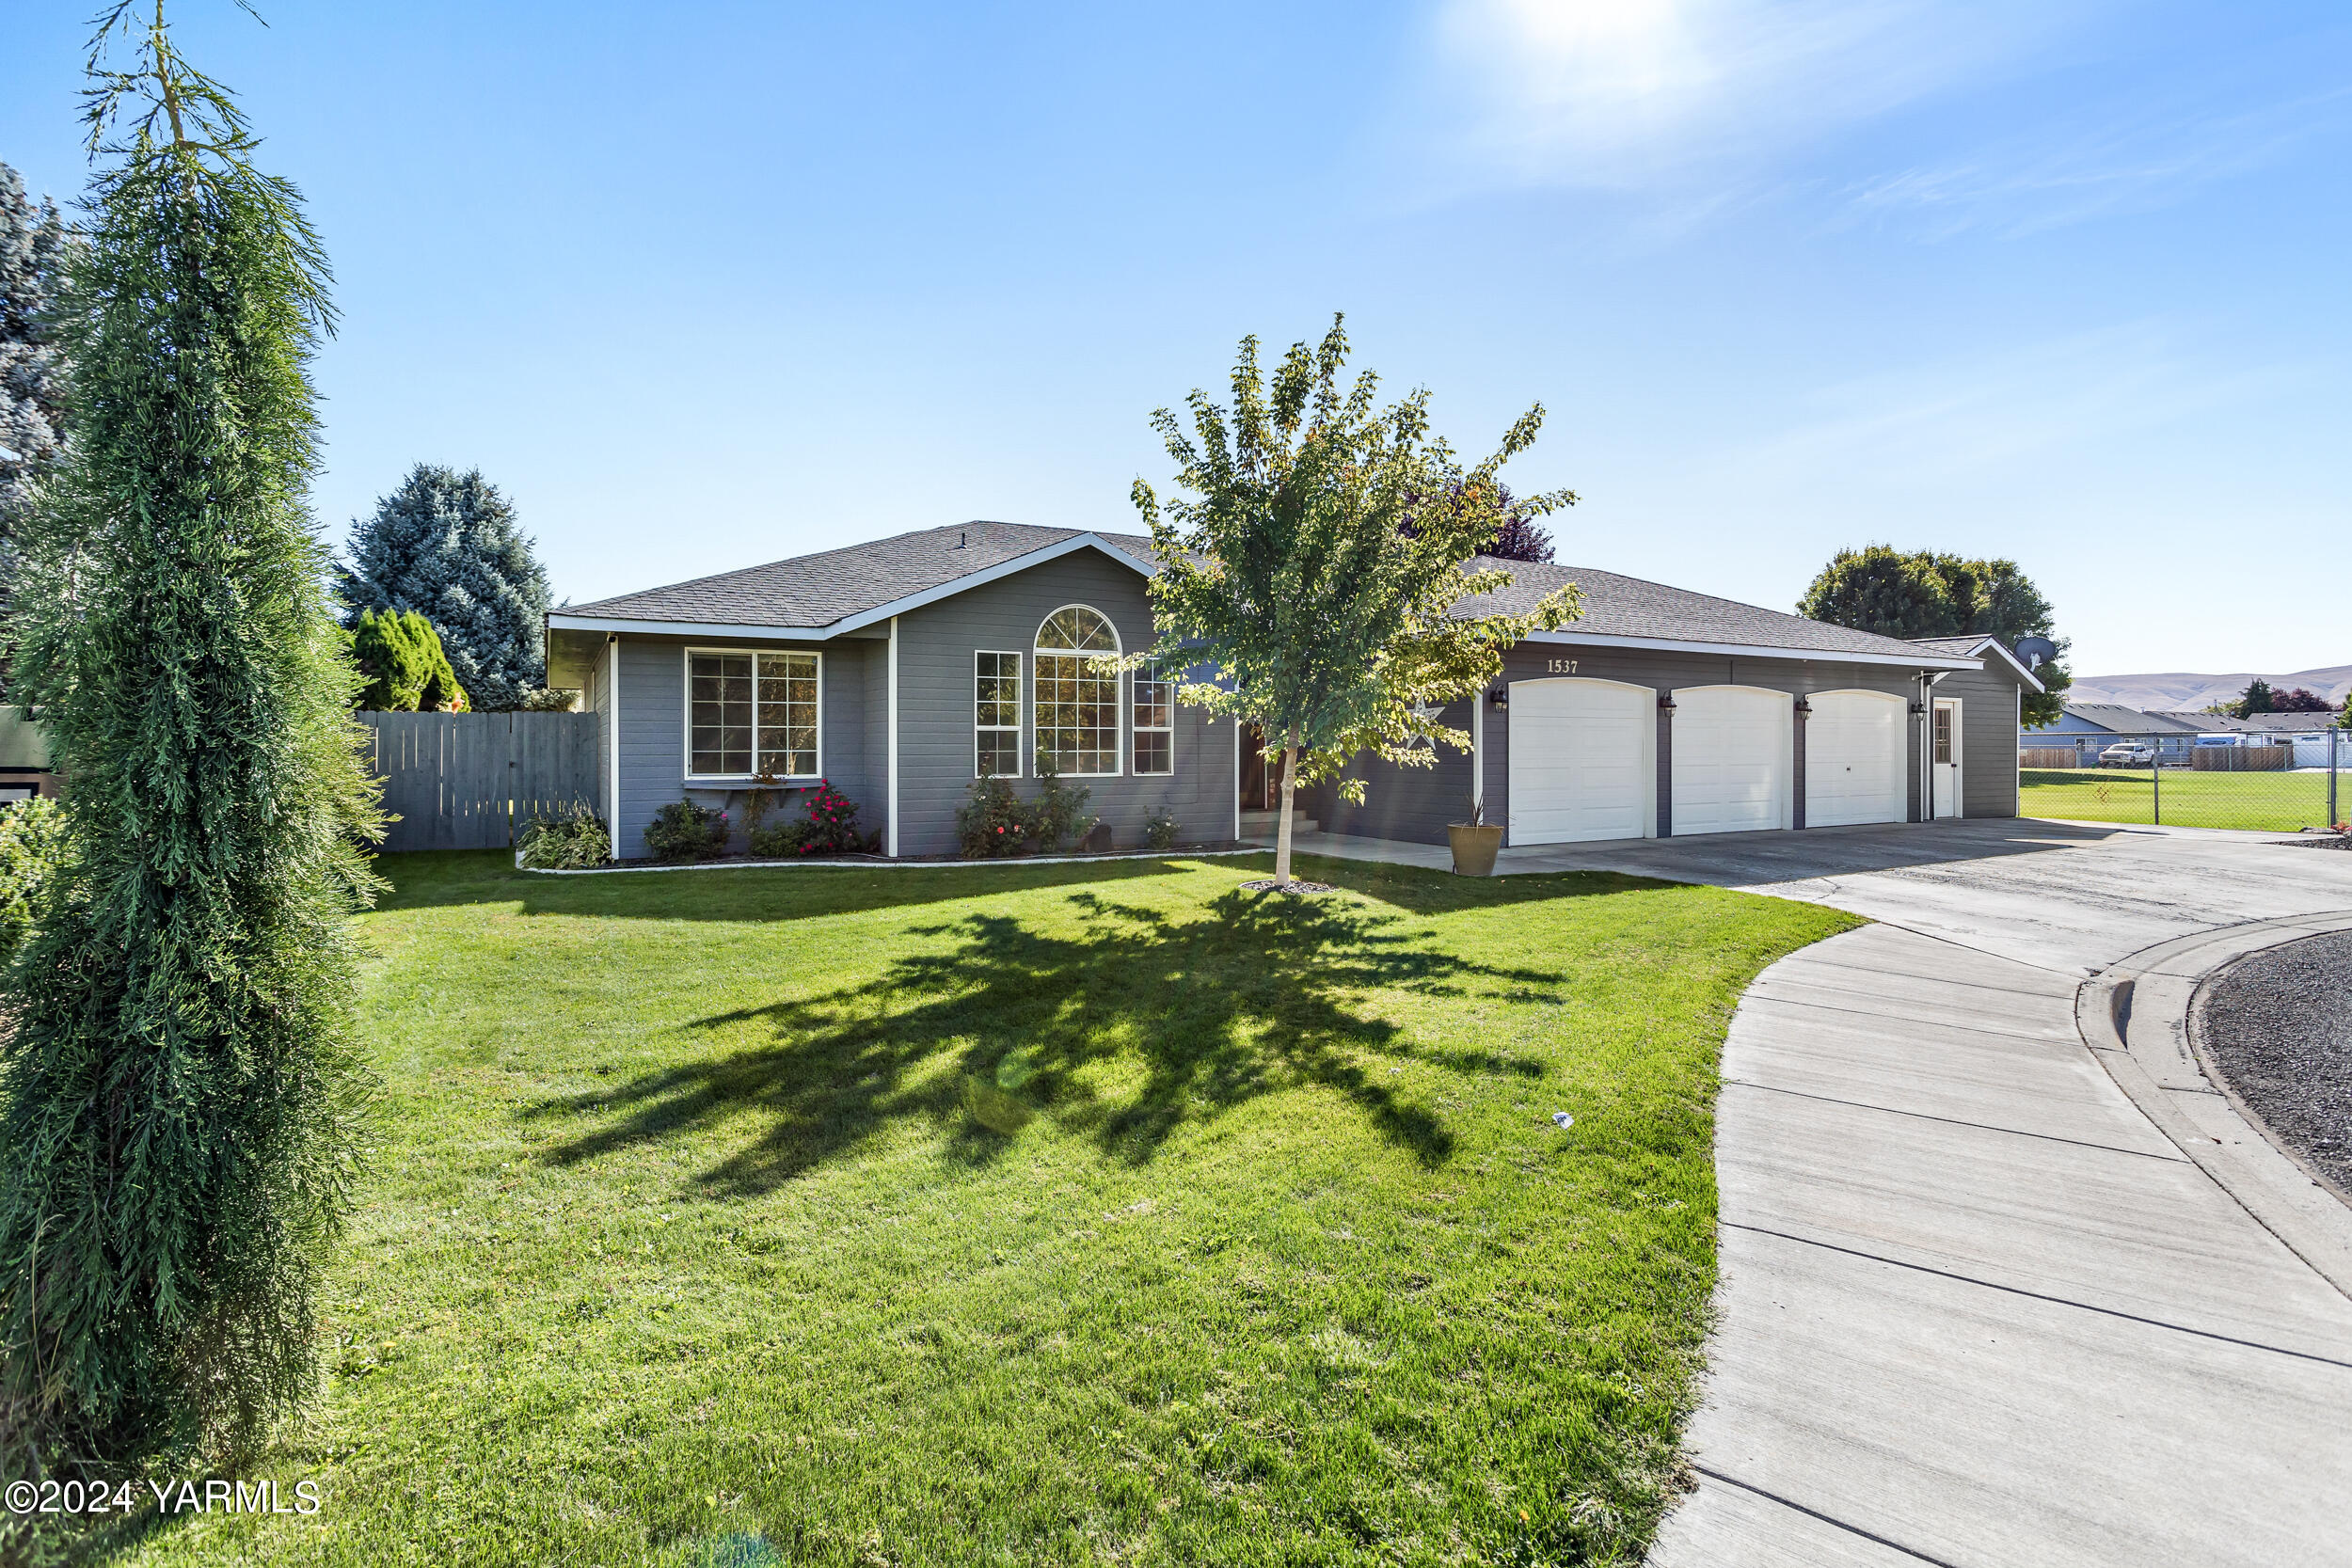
(2076, 911, 2352, 1302)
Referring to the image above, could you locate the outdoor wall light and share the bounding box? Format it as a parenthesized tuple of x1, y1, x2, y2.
(1793, 696, 1812, 714)
(1489, 687, 1508, 710)
(1909, 700, 1928, 714)
(1657, 693, 1677, 713)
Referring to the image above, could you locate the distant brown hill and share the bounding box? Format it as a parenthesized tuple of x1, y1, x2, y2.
(2070, 666, 2352, 712)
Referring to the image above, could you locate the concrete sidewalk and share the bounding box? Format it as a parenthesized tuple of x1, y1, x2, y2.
(1615, 823, 2352, 1566)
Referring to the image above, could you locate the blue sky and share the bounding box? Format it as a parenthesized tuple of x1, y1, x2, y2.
(3, 1, 2346, 676)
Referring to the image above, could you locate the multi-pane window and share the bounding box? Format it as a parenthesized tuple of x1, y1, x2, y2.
(976, 651, 1022, 777)
(1035, 606, 1120, 776)
(1933, 705, 1954, 766)
(689, 650, 818, 777)
(1133, 659, 1172, 776)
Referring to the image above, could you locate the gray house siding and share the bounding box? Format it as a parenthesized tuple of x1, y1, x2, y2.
(1934, 661, 2024, 819)
(891, 549, 1232, 857)
(606, 632, 881, 860)
(1310, 643, 2026, 848)
(1312, 698, 1478, 846)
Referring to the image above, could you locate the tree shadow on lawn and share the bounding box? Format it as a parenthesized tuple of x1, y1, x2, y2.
(520, 886, 1566, 1195)
(373, 848, 1669, 927)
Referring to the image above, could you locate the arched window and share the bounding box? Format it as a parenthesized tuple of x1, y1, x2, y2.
(1035, 606, 1120, 776)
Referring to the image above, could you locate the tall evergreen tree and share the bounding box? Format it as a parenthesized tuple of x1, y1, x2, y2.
(0, 1, 379, 1474)
(0, 160, 72, 633)
(338, 464, 550, 709)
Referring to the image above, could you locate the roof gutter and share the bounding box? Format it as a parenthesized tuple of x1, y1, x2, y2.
(546, 532, 1156, 643)
(1518, 627, 1984, 673)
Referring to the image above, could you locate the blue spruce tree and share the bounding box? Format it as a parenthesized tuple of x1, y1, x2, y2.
(0, 161, 72, 630)
(339, 464, 551, 709)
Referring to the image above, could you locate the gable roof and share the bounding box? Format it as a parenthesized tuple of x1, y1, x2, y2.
(1903, 633, 2048, 692)
(2058, 704, 2206, 736)
(552, 522, 1155, 638)
(1454, 558, 1987, 671)
(2162, 710, 2344, 734)
(551, 526, 1987, 672)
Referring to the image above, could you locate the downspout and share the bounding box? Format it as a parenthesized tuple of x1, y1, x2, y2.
(1470, 688, 1485, 827)
(887, 615, 900, 858)
(606, 635, 621, 841)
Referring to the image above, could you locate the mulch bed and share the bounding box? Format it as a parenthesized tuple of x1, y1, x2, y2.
(2194, 928, 2352, 1200)
(2277, 834, 2352, 850)
(1238, 878, 1337, 895)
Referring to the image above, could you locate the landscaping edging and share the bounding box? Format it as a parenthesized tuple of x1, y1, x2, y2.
(2074, 911, 2352, 1300)
(515, 845, 1271, 876)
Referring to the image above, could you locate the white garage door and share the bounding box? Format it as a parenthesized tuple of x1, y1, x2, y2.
(1508, 679, 1653, 845)
(1672, 686, 1790, 835)
(1805, 689, 1907, 827)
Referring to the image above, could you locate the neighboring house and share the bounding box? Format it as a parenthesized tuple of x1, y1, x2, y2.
(545, 522, 2039, 860)
(0, 707, 57, 805)
(2023, 704, 2203, 764)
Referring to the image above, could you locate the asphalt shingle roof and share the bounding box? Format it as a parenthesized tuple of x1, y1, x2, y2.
(564, 528, 1979, 664)
(2059, 704, 2207, 735)
(564, 522, 1157, 629)
(1451, 557, 1949, 659)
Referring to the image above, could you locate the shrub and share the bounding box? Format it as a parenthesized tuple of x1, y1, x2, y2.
(0, 796, 69, 969)
(748, 816, 812, 858)
(518, 804, 610, 869)
(748, 780, 865, 858)
(351, 606, 468, 712)
(958, 775, 1030, 859)
(644, 800, 728, 862)
(1032, 753, 1096, 852)
(1143, 808, 1181, 852)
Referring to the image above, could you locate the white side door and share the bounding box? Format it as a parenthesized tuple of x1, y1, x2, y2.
(1673, 686, 1792, 835)
(1932, 698, 1963, 818)
(1805, 689, 1907, 827)
(1507, 678, 1655, 845)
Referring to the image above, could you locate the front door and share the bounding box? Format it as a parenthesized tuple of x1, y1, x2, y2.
(1238, 725, 1277, 810)
(1932, 699, 1963, 818)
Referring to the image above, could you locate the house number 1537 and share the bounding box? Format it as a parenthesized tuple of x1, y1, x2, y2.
(1546, 657, 1578, 673)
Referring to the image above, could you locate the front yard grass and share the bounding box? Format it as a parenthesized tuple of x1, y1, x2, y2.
(115, 850, 1852, 1567)
(2021, 766, 2342, 832)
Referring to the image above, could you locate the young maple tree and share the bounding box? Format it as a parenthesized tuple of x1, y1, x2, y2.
(1133, 316, 1580, 889)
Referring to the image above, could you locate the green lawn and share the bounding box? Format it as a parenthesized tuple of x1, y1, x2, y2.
(110, 850, 1851, 1568)
(2021, 767, 2343, 832)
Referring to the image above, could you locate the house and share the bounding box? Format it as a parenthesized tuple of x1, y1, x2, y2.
(2024, 703, 2203, 764)
(544, 522, 2040, 861)
(0, 707, 58, 807)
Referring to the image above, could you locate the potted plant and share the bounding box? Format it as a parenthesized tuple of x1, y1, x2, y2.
(1447, 797, 1502, 877)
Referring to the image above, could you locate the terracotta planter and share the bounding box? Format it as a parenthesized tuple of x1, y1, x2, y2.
(1447, 822, 1502, 877)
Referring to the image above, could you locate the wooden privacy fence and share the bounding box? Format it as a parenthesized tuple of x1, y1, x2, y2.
(360, 711, 598, 852)
(2020, 748, 2082, 768)
(2192, 744, 2290, 772)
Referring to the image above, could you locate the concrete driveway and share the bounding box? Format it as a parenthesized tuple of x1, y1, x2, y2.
(1630, 821, 2352, 1567)
(1283, 819, 2352, 1563)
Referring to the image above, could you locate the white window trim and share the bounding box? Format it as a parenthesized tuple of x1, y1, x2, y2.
(680, 644, 824, 784)
(1034, 605, 1124, 779)
(1131, 657, 1174, 777)
(975, 649, 1025, 779)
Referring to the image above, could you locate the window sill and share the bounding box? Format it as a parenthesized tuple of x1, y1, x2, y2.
(684, 775, 821, 786)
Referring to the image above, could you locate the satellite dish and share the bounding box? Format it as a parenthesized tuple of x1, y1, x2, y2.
(2013, 636, 2058, 671)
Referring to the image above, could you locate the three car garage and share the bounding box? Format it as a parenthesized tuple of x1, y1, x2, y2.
(1312, 562, 2038, 849)
(1505, 680, 1912, 847)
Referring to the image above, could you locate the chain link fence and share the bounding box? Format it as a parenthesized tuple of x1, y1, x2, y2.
(2020, 729, 2347, 832)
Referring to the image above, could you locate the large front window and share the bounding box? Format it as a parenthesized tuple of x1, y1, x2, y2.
(1035, 606, 1120, 777)
(689, 649, 818, 777)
